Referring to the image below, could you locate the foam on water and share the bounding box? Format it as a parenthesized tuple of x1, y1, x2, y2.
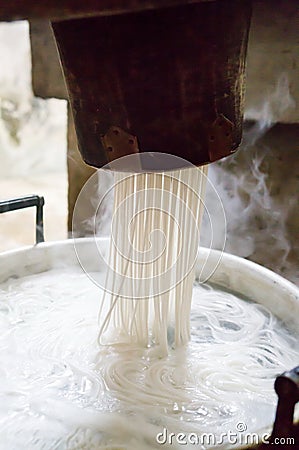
(0, 268, 298, 449)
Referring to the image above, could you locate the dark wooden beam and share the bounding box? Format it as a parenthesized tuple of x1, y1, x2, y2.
(0, 0, 213, 22)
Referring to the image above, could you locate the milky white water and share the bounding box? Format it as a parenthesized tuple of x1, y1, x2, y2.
(0, 268, 298, 449)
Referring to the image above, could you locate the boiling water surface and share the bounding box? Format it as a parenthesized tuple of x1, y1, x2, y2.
(0, 268, 298, 449)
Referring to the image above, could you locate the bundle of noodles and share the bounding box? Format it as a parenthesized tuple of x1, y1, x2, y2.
(98, 166, 208, 353)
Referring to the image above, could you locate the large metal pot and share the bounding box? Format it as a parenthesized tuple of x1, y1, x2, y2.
(0, 238, 298, 447)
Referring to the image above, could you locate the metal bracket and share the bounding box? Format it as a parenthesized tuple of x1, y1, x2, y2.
(206, 114, 234, 162)
(0, 195, 45, 244)
(101, 126, 139, 163)
(270, 366, 299, 444)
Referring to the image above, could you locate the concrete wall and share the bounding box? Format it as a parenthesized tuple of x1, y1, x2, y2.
(245, 0, 299, 123)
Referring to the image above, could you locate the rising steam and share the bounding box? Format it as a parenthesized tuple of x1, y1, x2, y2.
(202, 74, 298, 285)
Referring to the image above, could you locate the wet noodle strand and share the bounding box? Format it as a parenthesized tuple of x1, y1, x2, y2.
(98, 167, 208, 352)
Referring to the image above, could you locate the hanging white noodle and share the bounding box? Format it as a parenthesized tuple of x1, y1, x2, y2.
(98, 166, 208, 352)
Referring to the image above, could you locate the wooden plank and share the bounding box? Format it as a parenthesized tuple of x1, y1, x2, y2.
(30, 20, 67, 99)
(0, 0, 213, 22)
